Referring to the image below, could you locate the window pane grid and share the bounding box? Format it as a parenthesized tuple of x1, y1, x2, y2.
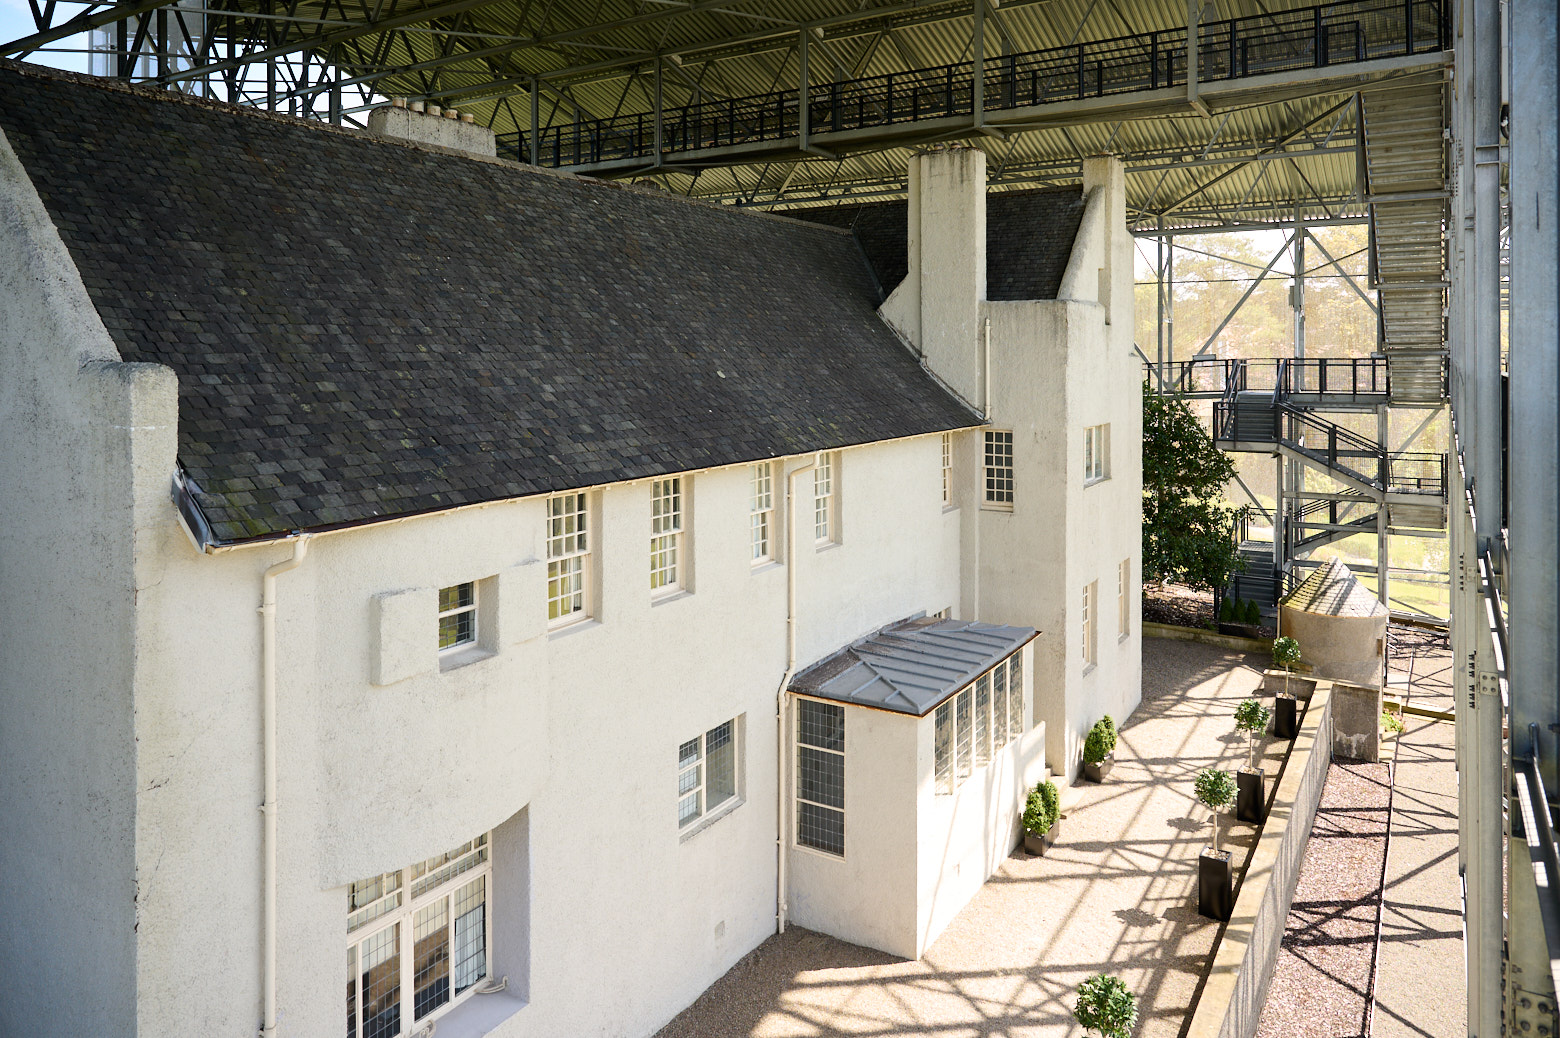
(346, 835, 490, 1038)
(650, 478, 683, 592)
(1082, 582, 1097, 664)
(679, 720, 740, 828)
(437, 582, 476, 651)
(750, 464, 774, 562)
(1118, 558, 1131, 637)
(797, 700, 845, 856)
(813, 454, 835, 543)
(1085, 424, 1110, 484)
(984, 431, 1014, 505)
(934, 654, 1027, 796)
(941, 432, 952, 505)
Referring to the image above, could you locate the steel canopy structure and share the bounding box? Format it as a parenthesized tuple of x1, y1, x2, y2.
(3, 2, 1557, 1038)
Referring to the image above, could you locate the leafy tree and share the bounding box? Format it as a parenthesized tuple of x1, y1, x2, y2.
(1234, 698, 1271, 768)
(1142, 385, 1250, 592)
(1272, 636, 1302, 696)
(1195, 769, 1238, 853)
(1075, 974, 1138, 1038)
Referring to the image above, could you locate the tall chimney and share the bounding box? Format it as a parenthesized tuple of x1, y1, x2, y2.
(366, 102, 497, 159)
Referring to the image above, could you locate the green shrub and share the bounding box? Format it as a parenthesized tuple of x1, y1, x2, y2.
(1195, 768, 1238, 853)
(1234, 698, 1272, 767)
(1243, 599, 1261, 625)
(1219, 596, 1235, 622)
(1023, 780, 1060, 835)
(1272, 636, 1302, 670)
(1074, 974, 1138, 1038)
(1382, 709, 1405, 734)
(1083, 715, 1118, 765)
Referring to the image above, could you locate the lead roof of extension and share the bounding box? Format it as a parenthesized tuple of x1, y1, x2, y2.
(0, 62, 982, 546)
(787, 186, 1087, 302)
(790, 618, 1038, 717)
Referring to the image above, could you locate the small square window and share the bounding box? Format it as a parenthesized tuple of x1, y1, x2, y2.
(1084, 424, 1111, 485)
(679, 718, 741, 830)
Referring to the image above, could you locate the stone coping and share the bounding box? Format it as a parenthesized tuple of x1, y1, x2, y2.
(1186, 683, 1336, 1038)
(1144, 621, 1270, 654)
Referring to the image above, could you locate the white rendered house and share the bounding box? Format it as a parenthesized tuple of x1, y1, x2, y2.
(0, 60, 1139, 1038)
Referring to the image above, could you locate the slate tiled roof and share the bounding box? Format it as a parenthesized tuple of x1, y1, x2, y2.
(786, 186, 1087, 302)
(0, 62, 981, 546)
(790, 617, 1037, 717)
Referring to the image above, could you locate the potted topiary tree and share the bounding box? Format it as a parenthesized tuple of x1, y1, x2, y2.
(1082, 715, 1118, 782)
(1233, 698, 1272, 823)
(1195, 768, 1238, 920)
(1074, 974, 1137, 1038)
(1022, 779, 1061, 855)
(1272, 636, 1302, 739)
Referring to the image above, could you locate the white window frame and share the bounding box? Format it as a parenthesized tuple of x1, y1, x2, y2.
(940, 432, 953, 507)
(1118, 558, 1131, 639)
(678, 717, 742, 832)
(1084, 424, 1111, 485)
(546, 493, 591, 628)
(650, 476, 685, 596)
(983, 430, 1014, 509)
(813, 452, 839, 546)
(750, 463, 775, 565)
(796, 698, 846, 856)
(934, 651, 1027, 796)
(1083, 581, 1098, 667)
(346, 835, 492, 1038)
(437, 583, 477, 653)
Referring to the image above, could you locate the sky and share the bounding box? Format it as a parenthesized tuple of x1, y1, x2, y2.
(3, 0, 93, 73)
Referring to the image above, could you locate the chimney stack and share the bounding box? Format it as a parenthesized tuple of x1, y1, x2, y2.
(367, 99, 497, 159)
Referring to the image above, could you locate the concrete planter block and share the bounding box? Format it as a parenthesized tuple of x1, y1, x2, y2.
(1022, 819, 1060, 856)
(1237, 767, 1266, 823)
(1199, 848, 1233, 921)
(1273, 693, 1299, 739)
(1083, 753, 1113, 783)
(1331, 682, 1383, 762)
(1261, 669, 1317, 697)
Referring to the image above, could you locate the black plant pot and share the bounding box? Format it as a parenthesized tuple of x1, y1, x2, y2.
(1237, 767, 1266, 823)
(1273, 693, 1298, 739)
(1023, 819, 1061, 856)
(1083, 753, 1114, 783)
(1199, 848, 1233, 921)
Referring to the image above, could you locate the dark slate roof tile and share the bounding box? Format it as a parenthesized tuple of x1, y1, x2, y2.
(786, 185, 1087, 302)
(0, 62, 980, 544)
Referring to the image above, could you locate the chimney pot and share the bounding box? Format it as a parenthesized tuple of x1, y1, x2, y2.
(409, 101, 425, 114)
(426, 104, 442, 117)
(391, 96, 407, 108)
(460, 113, 475, 124)
(444, 108, 459, 119)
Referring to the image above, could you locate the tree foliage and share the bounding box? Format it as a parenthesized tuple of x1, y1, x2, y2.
(1074, 974, 1138, 1038)
(1142, 385, 1249, 591)
(1023, 780, 1060, 835)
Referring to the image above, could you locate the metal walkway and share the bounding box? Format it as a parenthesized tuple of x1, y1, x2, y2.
(515, 0, 1451, 174)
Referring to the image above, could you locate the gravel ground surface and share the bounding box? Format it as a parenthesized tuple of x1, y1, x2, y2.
(655, 638, 1281, 1038)
(1254, 625, 1459, 1038)
(1254, 760, 1392, 1038)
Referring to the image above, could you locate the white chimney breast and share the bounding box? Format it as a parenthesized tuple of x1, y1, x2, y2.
(367, 103, 497, 159)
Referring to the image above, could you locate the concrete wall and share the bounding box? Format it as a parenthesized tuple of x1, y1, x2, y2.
(123, 436, 965, 1038)
(0, 123, 179, 1038)
(1279, 605, 1388, 689)
(1186, 685, 1335, 1038)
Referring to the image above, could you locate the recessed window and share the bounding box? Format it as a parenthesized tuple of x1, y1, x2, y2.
(983, 431, 1014, 508)
(546, 493, 590, 627)
(940, 432, 953, 506)
(650, 477, 684, 595)
(1118, 558, 1131, 638)
(813, 453, 839, 546)
(678, 718, 741, 830)
(750, 463, 774, 564)
(1085, 424, 1111, 485)
(797, 699, 845, 856)
(437, 583, 476, 652)
(1083, 580, 1099, 666)
(934, 651, 1026, 795)
(346, 835, 490, 1038)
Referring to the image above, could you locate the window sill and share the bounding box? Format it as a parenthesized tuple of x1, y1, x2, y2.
(814, 540, 841, 554)
(679, 796, 745, 843)
(1083, 662, 1098, 677)
(942, 503, 960, 515)
(423, 987, 526, 1038)
(751, 560, 783, 576)
(1084, 476, 1110, 488)
(440, 645, 496, 673)
(980, 503, 1014, 513)
(549, 617, 600, 642)
(652, 588, 693, 607)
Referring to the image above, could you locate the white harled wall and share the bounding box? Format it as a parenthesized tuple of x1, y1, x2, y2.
(2, 127, 1138, 1038)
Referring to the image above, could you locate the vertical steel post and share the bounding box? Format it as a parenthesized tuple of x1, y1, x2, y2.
(530, 76, 540, 165)
(973, 0, 984, 128)
(1377, 406, 1390, 605)
(1156, 219, 1166, 387)
(653, 58, 664, 164)
(1186, 0, 1200, 110)
(799, 29, 810, 151)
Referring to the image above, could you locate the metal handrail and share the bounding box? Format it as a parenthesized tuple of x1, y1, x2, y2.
(510, 0, 1450, 166)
